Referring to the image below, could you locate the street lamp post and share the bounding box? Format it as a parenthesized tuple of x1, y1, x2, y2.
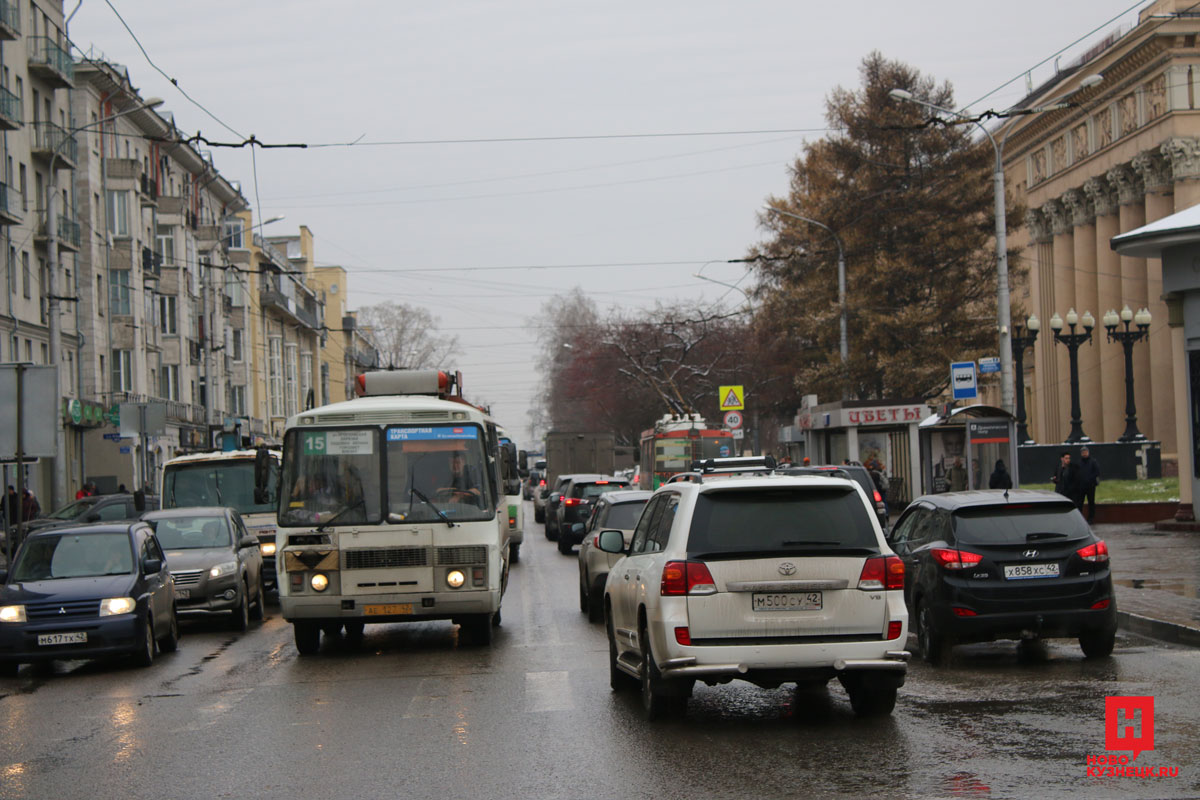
(1102, 305, 1152, 442)
(761, 205, 848, 387)
(45, 96, 163, 508)
(1049, 309, 1095, 444)
(1011, 313, 1040, 444)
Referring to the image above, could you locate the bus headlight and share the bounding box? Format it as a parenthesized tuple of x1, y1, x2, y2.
(261, 542, 277, 556)
(0, 605, 26, 623)
(310, 573, 329, 592)
(446, 569, 466, 589)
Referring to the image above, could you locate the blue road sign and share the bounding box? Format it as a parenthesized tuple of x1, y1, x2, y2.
(951, 361, 978, 400)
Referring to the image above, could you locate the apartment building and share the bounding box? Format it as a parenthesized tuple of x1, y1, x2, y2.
(309, 264, 379, 404)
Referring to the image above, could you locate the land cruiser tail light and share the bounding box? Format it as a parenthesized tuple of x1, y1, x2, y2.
(858, 555, 904, 590)
(661, 561, 717, 596)
(886, 621, 903, 640)
(1076, 540, 1110, 563)
(674, 626, 691, 645)
(931, 548, 983, 570)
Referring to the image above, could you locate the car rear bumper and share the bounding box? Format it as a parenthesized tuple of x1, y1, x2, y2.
(652, 632, 910, 681)
(941, 605, 1117, 641)
(0, 615, 143, 663)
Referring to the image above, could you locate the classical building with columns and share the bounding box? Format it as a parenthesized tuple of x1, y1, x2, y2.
(1002, 0, 1199, 498)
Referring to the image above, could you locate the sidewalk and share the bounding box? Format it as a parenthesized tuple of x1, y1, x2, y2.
(1097, 522, 1200, 647)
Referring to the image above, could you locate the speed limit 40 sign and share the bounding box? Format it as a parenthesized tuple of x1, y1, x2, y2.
(723, 410, 744, 429)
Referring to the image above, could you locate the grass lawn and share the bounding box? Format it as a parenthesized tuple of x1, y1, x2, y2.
(1019, 477, 1178, 503)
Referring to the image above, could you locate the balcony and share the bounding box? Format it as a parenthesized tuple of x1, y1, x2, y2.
(139, 173, 158, 205)
(34, 209, 81, 251)
(141, 246, 162, 280)
(31, 122, 77, 167)
(260, 287, 321, 331)
(188, 339, 201, 365)
(0, 182, 21, 225)
(157, 196, 184, 216)
(0, 1, 19, 40)
(0, 85, 20, 130)
(27, 37, 73, 88)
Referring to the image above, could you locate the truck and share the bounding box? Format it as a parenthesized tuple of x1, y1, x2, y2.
(543, 431, 616, 487)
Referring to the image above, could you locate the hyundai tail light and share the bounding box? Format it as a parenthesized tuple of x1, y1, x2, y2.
(931, 548, 984, 570)
(1076, 540, 1110, 563)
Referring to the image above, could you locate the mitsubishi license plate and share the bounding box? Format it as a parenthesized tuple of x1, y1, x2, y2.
(752, 592, 822, 611)
(1003, 563, 1060, 580)
(38, 632, 87, 646)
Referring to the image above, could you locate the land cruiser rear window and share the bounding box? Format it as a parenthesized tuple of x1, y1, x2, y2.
(686, 487, 878, 557)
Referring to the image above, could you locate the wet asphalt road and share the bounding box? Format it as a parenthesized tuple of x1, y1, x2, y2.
(2, 503, 1199, 800)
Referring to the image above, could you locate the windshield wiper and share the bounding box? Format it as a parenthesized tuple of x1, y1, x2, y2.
(410, 487, 456, 528)
(316, 498, 366, 532)
(1026, 531, 1072, 541)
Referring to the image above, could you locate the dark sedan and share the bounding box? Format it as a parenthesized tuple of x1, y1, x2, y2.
(142, 507, 266, 632)
(888, 490, 1117, 664)
(554, 475, 632, 554)
(0, 522, 178, 675)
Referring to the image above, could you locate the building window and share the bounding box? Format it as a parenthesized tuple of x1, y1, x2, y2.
(231, 329, 243, 361)
(6, 246, 14, 296)
(109, 269, 131, 314)
(159, 295, 177, 334)
(39, 342, 47, 364)
(66, 351, 75, 395)
(300, 351, 313, 410)
(156, 225, 175, 267)
(161, 364, 179, 401)
(321, 362, 330, 407)
(231, 385, 246, 416)
(268, 336, 283, 417)
(225, 269, 244, 307)
(223, 218, 244, 248)
(96, 274, 104, 316)
(284, 343, 298, 418)
(112, 349, 133, 392)
(9, 335, 16, 361)
(106, 190, 129, 236)
(21, 251, 29, 298)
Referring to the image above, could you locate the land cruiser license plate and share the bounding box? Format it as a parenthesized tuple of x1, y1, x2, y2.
(752, 592, 822, 611)
(38, 632, 87, 646)
(363, 603, 413, 616)
(1003, 563, 1060, 580)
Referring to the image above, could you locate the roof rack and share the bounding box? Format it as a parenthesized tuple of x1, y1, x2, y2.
(687, 455, 777, 482)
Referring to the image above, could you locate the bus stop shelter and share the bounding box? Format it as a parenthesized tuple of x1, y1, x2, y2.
(918, 405, 1018, 495)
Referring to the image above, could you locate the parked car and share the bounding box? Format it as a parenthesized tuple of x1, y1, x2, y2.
(577, 489, 651, 622)
(889, 489, 1117, 664)
(0, 521, 178, 675)
(600, 459, 908, 719)
(543, 473, 587, 541)
(22, 493, 161, 536)
(555, 475, 633, 554)
(142, 507, 266, 632)
(780, 464, 886, 528)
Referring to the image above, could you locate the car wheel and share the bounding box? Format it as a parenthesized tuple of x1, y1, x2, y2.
(840, 672, 898, 717)
(510, 543, 520, 564)
(250, 573, 266, 622)
(545, 520, 557, 541)
(588, 575, 607, 624)
(460, 613, 493, 646)
(534, 507, 544, 523)
(0, 661, 20, 678)
(557, 535, 573, 555)
(607, 610, 637, 693)
(344, 621, 365, 646)
(640, 623, 688, 720)
(917, 600, 950, 666)
(230, 583, 250, 633)
(579, 571, 590, 613)
(294, 622, 321, 656)
(1079, 628, 1116, 659)
(133, 617, 155, 668)
(159, 606, 180, 653)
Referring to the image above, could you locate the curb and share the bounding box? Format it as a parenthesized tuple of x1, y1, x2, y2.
(1117, 610, 1200, 648)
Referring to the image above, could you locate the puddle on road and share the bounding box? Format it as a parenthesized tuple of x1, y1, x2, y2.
(1113, 577, 1200, 598)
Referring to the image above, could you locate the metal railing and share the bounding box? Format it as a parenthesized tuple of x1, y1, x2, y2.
(0, 85, 20, 127)
(0, 181, 21, 221)
(27, 37, 73, 84)
(0, 1, 20, 37)
(33, 122, 77, 163)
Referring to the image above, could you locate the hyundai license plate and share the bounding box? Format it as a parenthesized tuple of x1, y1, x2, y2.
(752, 592, 822, 611)
(38, 632, 87, 646)
(1003, 563, 1060, 580)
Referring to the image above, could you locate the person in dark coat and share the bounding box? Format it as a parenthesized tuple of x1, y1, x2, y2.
(1079, 446, 1101, 523)
(1051, 451, 1083, 510)
(21, 488, 40, 521)
(988, 459, 1013, 490)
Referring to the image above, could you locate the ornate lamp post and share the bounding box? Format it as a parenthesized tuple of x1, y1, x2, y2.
(1049, 308, 1095, 443)
(1102, 304, 1152, 442)
(1011, 313, 1040, 444)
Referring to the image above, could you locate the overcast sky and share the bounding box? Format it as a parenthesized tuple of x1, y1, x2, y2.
(71, 0, 1148, 448)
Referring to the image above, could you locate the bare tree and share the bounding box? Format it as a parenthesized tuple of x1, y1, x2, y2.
(355, 301, 460, 370)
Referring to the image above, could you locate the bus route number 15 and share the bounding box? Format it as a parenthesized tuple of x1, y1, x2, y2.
(303, 433, 326, 455)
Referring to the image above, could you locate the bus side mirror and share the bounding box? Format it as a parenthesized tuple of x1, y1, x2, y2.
(254, 446, 271, 505)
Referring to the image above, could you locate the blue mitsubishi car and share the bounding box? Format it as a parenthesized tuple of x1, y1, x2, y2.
(0, 522, 179, 675)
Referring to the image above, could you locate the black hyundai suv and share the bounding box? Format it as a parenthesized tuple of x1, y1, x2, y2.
(888, 490, 1116, 664)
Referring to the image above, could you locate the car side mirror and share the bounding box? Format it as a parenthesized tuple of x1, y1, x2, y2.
(84, 513, 101, 523)
(240, 536, 259, 550)
(597, 529, 625, 555)
(142, 557, 163, 574)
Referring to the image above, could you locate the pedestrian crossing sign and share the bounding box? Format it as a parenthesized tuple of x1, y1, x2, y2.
(718, 385, 745, 411)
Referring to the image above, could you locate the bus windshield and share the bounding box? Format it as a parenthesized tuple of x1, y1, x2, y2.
(280, 428, 384, 528)
(385, 425, 494, 523)
(164, 460, 278, 515)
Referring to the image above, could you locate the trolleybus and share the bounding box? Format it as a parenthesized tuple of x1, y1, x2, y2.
(638, 413, 736, 490)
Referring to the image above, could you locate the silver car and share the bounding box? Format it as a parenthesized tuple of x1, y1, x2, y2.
(577, 489, 651, 623)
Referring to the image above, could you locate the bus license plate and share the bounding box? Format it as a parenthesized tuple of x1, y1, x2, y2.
(363, 603, 413, 616)
(1003, 563, 1060, 580)
(38, 632, 87, 646)
(752, 592, 822, 611)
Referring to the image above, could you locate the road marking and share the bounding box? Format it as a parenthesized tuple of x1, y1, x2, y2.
(524, 670, 572, 712)
(402, 677, 448, 719)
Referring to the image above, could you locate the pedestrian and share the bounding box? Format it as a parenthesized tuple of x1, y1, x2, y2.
(947, 457, 968, 492)
(117, 483, 128, 493)
(870, 465, 890, 516)
(1051, 451, 1083, 510)
(3, 485, 16, 527)
(21, 488, 40, 521)
(802, 456, 811, 466)
(1079, 446, 1101, 523)
(988, 459, 1013, 490)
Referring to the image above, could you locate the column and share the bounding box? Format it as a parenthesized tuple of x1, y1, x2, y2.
(1024, 207, 1054, 443)
(1133, 149, 1177, 454)
(1109, 164, 1152, 442)
(1045, 199, 1075, 443)
(1063, 188, 1101, 441)
(1085, 177, 1124, 442)
(1167, 297, 1194, 520)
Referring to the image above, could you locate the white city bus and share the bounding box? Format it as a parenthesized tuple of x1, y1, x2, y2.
(160, 448, 283, 593)
(274, 369, 509, 653)
(496, 426, 525, 563)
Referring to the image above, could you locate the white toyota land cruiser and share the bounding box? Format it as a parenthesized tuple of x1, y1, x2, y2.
(599, 457, 909, 719)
